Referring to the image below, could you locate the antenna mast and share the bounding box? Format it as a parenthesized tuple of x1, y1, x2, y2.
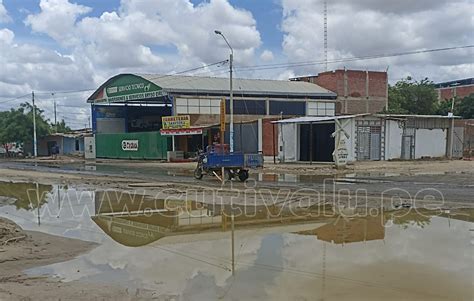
(324, 0, 328, 71)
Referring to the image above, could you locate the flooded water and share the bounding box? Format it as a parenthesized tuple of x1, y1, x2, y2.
(0, 180, 473, 300)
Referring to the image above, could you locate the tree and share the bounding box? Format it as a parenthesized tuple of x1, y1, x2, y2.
(435, 94, 474, 119)
(457, 94, 474, 119)
(386, 77, 438, 115)
(53, 119, 72, 133)
(0, 103, 51, 145)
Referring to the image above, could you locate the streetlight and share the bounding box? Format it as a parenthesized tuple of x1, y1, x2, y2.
(214, 30, 234, 153)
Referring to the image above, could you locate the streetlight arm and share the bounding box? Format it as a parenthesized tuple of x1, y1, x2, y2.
(214, 30, 233, 55)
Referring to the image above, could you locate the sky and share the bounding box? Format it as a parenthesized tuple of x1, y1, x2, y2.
(0, 0, 472, 128)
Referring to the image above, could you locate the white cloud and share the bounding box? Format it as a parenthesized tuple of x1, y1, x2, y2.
(0, 0, 10, 23)
(1, 0, 265, 127)
(24, 0, 262, 73)
(260, 50, 274, 62)
(25, 0, 92, 46)
(280, 0, 474, 82)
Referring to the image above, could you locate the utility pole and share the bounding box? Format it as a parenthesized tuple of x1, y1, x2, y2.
(231, 211, 235, 276)
(88, 116, 91, 129)
(32, 91, 38, 158)
(53, 93, 57, 133)
(448, 97, 455, 159)
(215, 30, 234, 152)
(230, 51, 234, 153)
(324, 0, 328, 71)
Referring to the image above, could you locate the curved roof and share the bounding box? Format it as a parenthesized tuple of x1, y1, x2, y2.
(88, 73, 337, 102)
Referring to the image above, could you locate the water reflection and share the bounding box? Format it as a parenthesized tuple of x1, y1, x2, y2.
(0, 181, 52, 210)
(296, 215, 386, 244)
(91, 190, 474, 249)
(1, 182, 471, 299)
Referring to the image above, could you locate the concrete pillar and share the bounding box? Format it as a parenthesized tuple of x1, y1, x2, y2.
(258, 118, 263, 153)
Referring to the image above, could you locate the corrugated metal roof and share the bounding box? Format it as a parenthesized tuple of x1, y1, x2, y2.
(275, 113, 461, 124)
(138, 74, 336, 98)
(274, 114, 369, 124)
(374, 114, 461, 119)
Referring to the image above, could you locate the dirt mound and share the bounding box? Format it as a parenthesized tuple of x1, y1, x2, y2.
(0, 217, 27, 245)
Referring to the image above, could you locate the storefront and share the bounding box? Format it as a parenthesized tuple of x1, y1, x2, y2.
(87, 73, 337, 160)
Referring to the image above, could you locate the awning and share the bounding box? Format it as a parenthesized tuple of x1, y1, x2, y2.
(273, 114, 370, 124)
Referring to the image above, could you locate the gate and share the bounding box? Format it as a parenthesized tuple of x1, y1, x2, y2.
(401, 128, 415, 160)
(234, 122, 258, 154)
(356, 120, 383, 161)
(452, 127, 464, 158)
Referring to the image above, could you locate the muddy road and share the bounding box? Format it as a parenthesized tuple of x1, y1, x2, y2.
(0, 160, 473, 300)
(1, 160, 473, 206)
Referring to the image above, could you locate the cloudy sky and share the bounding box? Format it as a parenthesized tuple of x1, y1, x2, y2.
(0, 0, 472, 128)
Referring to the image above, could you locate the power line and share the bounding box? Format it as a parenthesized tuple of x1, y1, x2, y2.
(0, 93, 31, 105)
(234, 45, 474, 72)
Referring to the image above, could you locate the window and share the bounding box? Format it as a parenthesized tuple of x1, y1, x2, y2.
(226, 99, 266, 115)
(269, 101, 305, 116)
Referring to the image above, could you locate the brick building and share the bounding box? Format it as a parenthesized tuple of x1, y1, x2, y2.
(434, 78, 474, 101)
(291, 69, 388, 114)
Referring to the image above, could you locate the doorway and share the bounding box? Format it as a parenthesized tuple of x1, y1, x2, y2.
(299, 123, 335, 162)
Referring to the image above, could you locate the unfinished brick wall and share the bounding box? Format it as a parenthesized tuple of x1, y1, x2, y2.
(437, 86, 474, 100)
(262, 118, 279, 156)
(294, 70, 388, 114)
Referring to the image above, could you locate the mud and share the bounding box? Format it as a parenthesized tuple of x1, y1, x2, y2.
(0, 160, 473, 300)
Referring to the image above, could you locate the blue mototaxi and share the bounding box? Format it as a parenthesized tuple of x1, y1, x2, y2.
(194, 144, 264, 181)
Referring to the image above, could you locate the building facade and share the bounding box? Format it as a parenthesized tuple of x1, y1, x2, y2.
(434, 78, 474, 101)
(87, 74, 337, 160)
(291, 69, 388, 114)
(276, 114, 459, 163)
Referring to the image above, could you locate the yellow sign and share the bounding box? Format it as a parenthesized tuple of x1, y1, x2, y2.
(162, 115, 191, 130)
(220, 98, 226, 132)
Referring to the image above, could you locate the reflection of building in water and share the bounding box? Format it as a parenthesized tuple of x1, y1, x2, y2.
(92, 215, 169, 247)
(296, 216, 386, 244)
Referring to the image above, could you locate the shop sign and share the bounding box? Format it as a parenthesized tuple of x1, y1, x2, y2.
(160, 128, 203, 136)
(93, 75, 167, 103)
(334, 138, 349, 166)
(122, 140, 139, 151)
(332, 119, 350, 168)
(162, 115, 191, 129)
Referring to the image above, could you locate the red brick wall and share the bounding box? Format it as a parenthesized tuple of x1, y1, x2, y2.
(262, 118, 278, 156)
(295, 70, 388, 114)
(313, 72, 340, 94)
(437, 86, 474, 100)
(311, 70, 388, 98)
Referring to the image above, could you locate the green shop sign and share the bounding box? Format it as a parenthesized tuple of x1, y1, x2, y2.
(98, 75, 167, 103)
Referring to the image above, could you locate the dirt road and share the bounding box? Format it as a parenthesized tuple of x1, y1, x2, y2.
(0, 159, 473, 300)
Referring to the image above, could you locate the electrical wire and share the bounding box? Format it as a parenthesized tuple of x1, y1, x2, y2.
(0, 93, 31, 105)
(233, 45, 474, 72)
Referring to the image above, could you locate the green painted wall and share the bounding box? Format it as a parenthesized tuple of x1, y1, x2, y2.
(96, 131, 170, 160)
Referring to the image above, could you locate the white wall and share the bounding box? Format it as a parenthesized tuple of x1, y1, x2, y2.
(415, 128, 447, 159)
(385, 120, 403, 160)
(278, 123, 298, 162)
(340, 118, 356, 163)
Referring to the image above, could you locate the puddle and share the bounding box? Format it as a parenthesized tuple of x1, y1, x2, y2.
(0, 181, 473, 300)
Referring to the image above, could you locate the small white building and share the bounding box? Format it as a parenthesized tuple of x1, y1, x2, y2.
(275, 114, 461, 163)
